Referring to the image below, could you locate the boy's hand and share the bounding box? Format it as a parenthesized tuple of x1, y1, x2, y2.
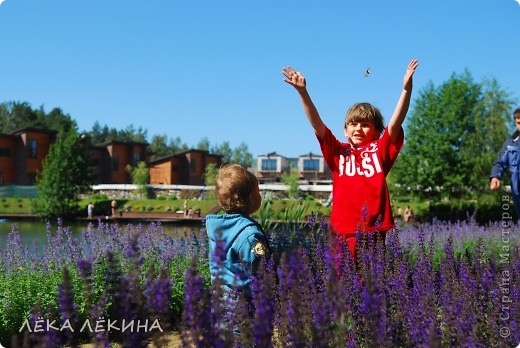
(403, 59, 419, 92)
(282, 66, 306, 91)
(490, 177, 501, 190)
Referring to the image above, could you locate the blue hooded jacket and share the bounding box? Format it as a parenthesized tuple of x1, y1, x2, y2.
(490, 131, 519, 197)
(206, 214, 270, 293)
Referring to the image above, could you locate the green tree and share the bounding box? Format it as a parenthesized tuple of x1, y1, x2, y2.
(126, 161, 150, 198)
(0, 101, 75, 133)
(87, 122, 148, 144)
(282, 168, 300, 199)
(197, 137, 211, 151)
(392, 71, 515, 200)
(149, 134, 172, 159)
(34, 127, 92, 218)
(213, 141, 233, 164)
(211, 141, 253, 168)
(203, 162, 219, 199)
(0, 101, 38, 133)
(148, 134, 189, 160)
(231, 142, 254, 168)
(40, 107, 75, 132)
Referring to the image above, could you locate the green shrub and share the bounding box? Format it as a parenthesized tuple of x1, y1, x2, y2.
(92, 194, 108, 200)
(426, 194, 513, 224)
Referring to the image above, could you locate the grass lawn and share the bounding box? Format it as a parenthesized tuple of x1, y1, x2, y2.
(0, 197, 333, 221)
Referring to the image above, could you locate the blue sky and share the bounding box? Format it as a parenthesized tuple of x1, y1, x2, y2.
(0, 0, 518, 158)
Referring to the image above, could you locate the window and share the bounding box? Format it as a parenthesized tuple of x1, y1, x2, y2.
(28, 140, 37, 158)
(172, 164, 178, 172)
(133, 152, 141, 166)
(190, 159, 196, 173)
(261, 158, 277, 171)
(0, 172, 3, 185)
(0, 148, 11, 157)
(112, 155, 120, 172)
(303, 159, 320, 171)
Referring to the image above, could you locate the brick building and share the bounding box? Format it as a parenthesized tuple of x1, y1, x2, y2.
(89, 140, 149, 184)
(0, 128, 57, 185)
(149, 149, 223, 185)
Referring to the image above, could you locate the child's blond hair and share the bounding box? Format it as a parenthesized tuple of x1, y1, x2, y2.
(344, 102, 385, 135)
(215, 164, 258, 214)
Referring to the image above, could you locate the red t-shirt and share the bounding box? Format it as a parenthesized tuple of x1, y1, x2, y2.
(318, 126, 404, 234)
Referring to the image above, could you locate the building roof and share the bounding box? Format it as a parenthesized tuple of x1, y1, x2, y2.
(150, 148, 223, 165)
(10, 127, 58, 136)
(93, 139, 149, 148)
(258, 151, 287, 158)
(299, 152, 323, 158)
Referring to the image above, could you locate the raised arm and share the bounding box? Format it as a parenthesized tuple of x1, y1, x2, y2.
(282, 66, 326, 140)
(387, 59, 419, 142)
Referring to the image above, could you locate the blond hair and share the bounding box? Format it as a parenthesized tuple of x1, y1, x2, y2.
(215, 164, 258, 214)
(344, 102, 384, 134)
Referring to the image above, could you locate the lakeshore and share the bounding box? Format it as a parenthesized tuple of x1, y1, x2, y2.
(0, 209, 210, 224)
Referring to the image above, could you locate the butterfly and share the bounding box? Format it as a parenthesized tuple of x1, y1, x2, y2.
(363, 67, 371, 77)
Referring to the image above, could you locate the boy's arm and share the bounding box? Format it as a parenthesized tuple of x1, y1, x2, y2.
(490, 140, 510, 190)
(282, 66, 326, 140)
(387, 59, 419, 143)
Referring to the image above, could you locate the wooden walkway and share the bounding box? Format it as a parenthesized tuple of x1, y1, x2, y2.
(79, 205, 222, 223)
(0, 205, 222, 224)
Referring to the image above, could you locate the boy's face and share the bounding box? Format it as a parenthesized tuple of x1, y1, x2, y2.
(344, 120, 379, 147)
(515, 116, 520, 132)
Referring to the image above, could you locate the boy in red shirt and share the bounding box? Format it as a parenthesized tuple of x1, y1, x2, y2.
(282, 60, 419, 259)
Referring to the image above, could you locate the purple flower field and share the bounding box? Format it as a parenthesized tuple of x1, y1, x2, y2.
(0, 217, 518, 347)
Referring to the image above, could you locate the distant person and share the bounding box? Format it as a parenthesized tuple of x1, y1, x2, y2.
(396, 206, 403, 221)
(111, 200, 117, 217)
(183, 199, 189, 217)
(282, 59, 419, 259)
(490, 107, 520, 222)
(404, 206, 412, 222)
(205, 164, 270, 336)
(87, 202, 94, 219)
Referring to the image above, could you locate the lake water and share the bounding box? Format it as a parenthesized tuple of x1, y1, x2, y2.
(0, 219, 204, 250)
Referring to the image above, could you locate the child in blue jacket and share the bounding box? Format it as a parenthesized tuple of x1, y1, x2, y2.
(206, 164, 270, 296)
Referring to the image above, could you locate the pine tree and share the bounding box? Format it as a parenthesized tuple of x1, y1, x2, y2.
(34, 127, 92, 218)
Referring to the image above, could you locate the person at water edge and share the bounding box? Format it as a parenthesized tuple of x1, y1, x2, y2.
(111, 200, 117, 217)
(490, 107, 520, 223)
(87, 202, 94, 219)
(403, 205, 412, 222)
(282, 59, 419, 259)
(205, 164, 271, 334)
(183, 199, 189, 217)
(396, 206, 403, 221)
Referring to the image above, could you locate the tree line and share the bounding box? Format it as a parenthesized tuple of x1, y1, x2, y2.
(0, 101, 254, 167)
